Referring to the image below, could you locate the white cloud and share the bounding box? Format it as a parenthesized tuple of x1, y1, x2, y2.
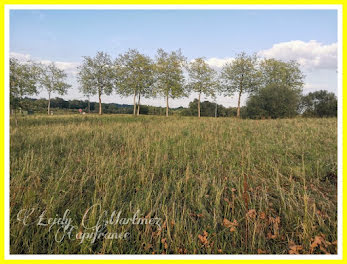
(258, 40, 337, 70)
(10, 52, 31, 62)
(188, 57, 235, 70)
(194, 40, 337, 71)
(40, 60, 80, 75)
(10, 52, 79, 75)
(205, 57, 235, 68)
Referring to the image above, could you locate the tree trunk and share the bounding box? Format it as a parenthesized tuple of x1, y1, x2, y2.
(198, 92, 201, 118)
(133, 92, 137, 115)
(47, 92, 51, 115)
(237, 90, 242, 118)
(98, 89, 102, 115)
(88, 98, 90, 113)
(137, 93, 141, 116)
(215, 101, 217, 118)
(166, 93, 169, 117)
(13, 108, 18, 126)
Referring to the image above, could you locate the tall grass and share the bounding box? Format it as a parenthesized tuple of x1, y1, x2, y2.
(10, 115, 337, 254)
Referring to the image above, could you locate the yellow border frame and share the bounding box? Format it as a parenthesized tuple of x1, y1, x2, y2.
(0, 3, 344, 263)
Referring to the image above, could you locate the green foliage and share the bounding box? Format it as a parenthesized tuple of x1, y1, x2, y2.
(115, 49, 156, 98)
(220, 52, 259, 96)
(187, 57, 219, 98)
(180, 99, 237, 117)
(39, 62, 71, 97)
(18, 97, 247, 118)
(78, 52, 115, 95)
(259, 59, 304, 91)
(300, 90, 337, 117)
(154, 49, 187, 99)
(78, 51, 115, 97)
(245, 58, 305, 119)
(246, 84, 302, 119)
(10, 58, 40, 109)
(17, 97, 164, 115)
(154, 49, 187, 116)
(187, 58, 219, 117)
(77, 52, 115, 114)
(220, 52, 259, 117)
(37, 62, 71, 115)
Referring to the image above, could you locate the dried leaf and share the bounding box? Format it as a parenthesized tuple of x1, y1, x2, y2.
(246, 209, 257, 219)
(198, 231, 210, 247)
(267, 232, 277, 240)
(289, 240, 303, 254)
(223, 218, 238, 228)
(259, 212, 266, 220)
(257, 249, 266, 254)
(198, 234, 207, 245)
(310, 235, 328, 254)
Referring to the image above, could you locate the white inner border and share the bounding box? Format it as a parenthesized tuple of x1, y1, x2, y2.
(4, 4, 343, 260)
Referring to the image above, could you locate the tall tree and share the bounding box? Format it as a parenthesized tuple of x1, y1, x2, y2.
(187, 57, 218, 117)
(245, 59, 304, 119)
(155, 49, 186, 117)
(300, 90, 337, 117)
(114, 49, 155, 116)
(10, 58, 40, 112)
(246, 84, 302, 119)
(77, 51, 115, 115)
(39, 62, 71, 115)
(220, 52, 259, 118)
(259, 59, 304, 91)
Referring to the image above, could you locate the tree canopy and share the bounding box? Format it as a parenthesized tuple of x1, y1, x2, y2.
(245, 58, 305, 119)
(259, 59, 304, 91)
(10, 58, 40, 110)
(39, 62, 71, 114)
(77, 51, 115, 115)
(115, 49, 155, 115)
(154, 49, 186, 116)
(300, 90, 337, 117)
(187, 57, 219, 117)
(220, 52, 260, 118)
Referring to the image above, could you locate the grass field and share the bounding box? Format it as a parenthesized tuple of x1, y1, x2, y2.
(10, 115, 337, 254)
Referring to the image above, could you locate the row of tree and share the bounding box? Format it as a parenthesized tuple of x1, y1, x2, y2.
(77, 50, 305, 118)
(10, 49, 310, 118)
(10, 58, 71, 115)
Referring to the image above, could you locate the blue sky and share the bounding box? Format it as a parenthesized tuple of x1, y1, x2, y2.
(10, 9, 338, 107)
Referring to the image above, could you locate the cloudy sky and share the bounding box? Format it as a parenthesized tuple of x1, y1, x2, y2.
(10, 9, 338, 108)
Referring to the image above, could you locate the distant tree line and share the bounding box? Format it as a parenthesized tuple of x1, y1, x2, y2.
(17, 97, 167, 115)
(10, 49, 337, 119)
(17, 93, 336, 118)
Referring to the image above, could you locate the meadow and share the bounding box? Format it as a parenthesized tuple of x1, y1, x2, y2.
(10, 115, 337, 254)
